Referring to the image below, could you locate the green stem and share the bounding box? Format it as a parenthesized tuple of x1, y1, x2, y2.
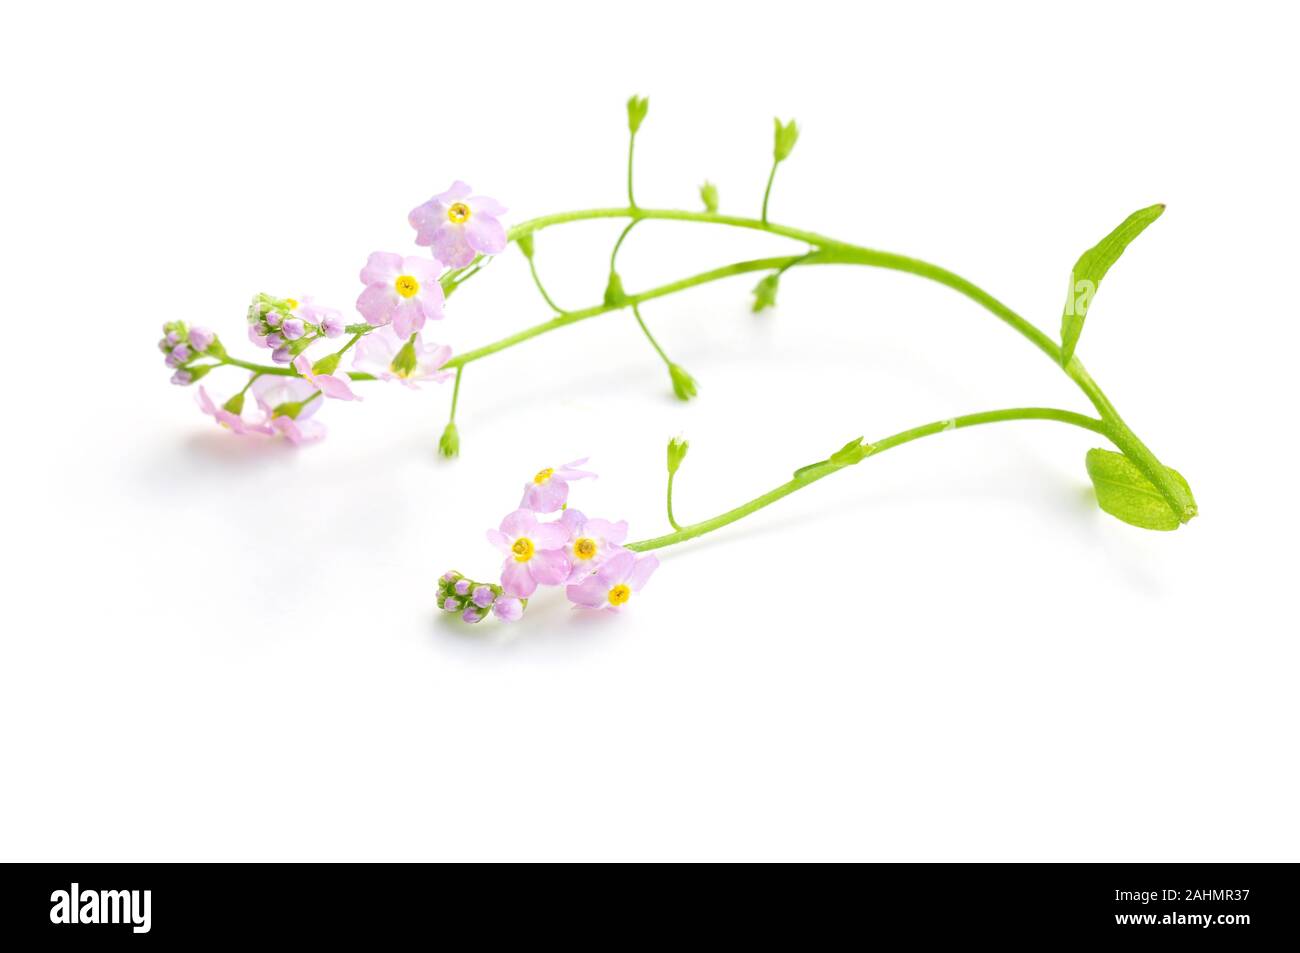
(666, 469, 683, 532)
(448, 366, 463, 422)
(527, 255, 567, 315)
(630, 303, 672, 369)
(627, 133, 638, 207)
(627, 407, 1109, 552)
(609, 220, 639, 273)
(760, 160, 779, 224)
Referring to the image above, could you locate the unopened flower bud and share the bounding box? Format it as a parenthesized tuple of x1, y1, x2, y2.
(700, 181, 719, 214)
(461, 607, 484, 624)
(171, 369, 192, 386)
(668, 363, 698, 401)
(667, 435, 690, 475)
(265, 310, 283, 329)
(773, 118, 799, 162)
(188, 327, 215, 351)
(165, 344, 191, 368)
(471, 585, 496, 609)
(604, 271, 627, 308)
(626, 94, 649, 135)
(752, 273, 780, 312)
(249, 326, 270, 348)
(281, 318, 305, 340)
(439, 421, 460, 458)
(271, 346, 292, 364)
(442, 596, 461, 613)
(391, 339, 418, 378)
(266, 332, 284, 348)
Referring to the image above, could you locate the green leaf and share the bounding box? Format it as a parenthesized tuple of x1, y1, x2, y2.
(1085, 448, 1195, 531)
(1059, 203, 1164, 367)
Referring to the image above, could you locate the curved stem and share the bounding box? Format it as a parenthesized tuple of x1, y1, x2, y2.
(527, 255, 567, 315)
(666, 469, 683, 532)
(627, 133, 638, 207)
(448, 366, 463, 422)
(627, 407, 1110, 553)
(760, 161, 779, 224)
(630, 303, 672, 369)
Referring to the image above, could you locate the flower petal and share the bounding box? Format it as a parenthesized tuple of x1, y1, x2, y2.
(360, 251, 402, 285)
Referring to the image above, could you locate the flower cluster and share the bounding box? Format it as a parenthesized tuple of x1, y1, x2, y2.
(164, 181, 508, 444)
(442, 459, 660, 624)
(158, 321, 221, 386)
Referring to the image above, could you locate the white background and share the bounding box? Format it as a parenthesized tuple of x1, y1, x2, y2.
(2, 1, 1297, 861)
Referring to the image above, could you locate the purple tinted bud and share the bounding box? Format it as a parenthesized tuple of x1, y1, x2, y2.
(454, 579, 471, 596)
(170, 369, 192, 386)
(441, 571, 458, 583)
(265, 310, 283, 329)
(165, 331, 181, 346)
(265, 332, 284, 348)
(471, 585, 495, 609)
(188, 326, 215, 351)
(493, 598, 524, 622)
(281, 318, 305, 340)
(166, 344, 191, 368)
(271, 346, 292, 364)
(248, 326, 269, 348)
(461, 608, 483, 624)
(442, 597, 459, 612)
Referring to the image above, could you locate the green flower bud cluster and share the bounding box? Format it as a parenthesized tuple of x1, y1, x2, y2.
(438, 571, 523, 624)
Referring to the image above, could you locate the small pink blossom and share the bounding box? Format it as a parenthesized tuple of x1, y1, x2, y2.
(251, 375, 325, 445)
(487, 509, 570, 598)
(566, 550, 660, 612)
(408, 181, 508, 269)
(520, 458, 596, 513)
(196, 386, 273, 436)
(351, 325, 453, 388)
(293, 354, 360, 401)
(493, 597, 524, 622)
(356, 252, 444, 338)
(558, 509, 629, 581)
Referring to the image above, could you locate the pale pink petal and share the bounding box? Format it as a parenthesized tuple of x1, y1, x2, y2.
(493, 598, 524, 622)
(435, 180, 472, 204)
(566, 575, 609, 609)
(585, 518, 628, 545)
(402, 256, 443, 285)
(528, 549, 570, 586)
(390, 298, 425, 339)
(316, 374, 359, 401)
(560, 509, 586, 535)
(629, 554, 660, 591)
(465, 214, 507, 256)
(432, 223, 475, 269)
(360, 251, 402, 285)
(501, 560, 537, 598)
(598, 550, 636, 586)
(531, 522, 570, 551)
(356, 282, 397, 326)
(468, 195, 507, 218)
(500, 509, 538, 538)
(486, 528, 511, 553)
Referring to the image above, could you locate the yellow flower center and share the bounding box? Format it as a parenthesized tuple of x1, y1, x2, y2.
(608, 584, 631, 606)
(533, 467, 554, 484)
(511, 537, 535, 562)
(573, 537, 597, 560)
(394, 275, 420, 298)
(447, 202, 471, 224)
(285, 298, 299, 309)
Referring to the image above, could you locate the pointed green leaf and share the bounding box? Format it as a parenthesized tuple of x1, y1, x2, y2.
(1060, 204, 1164, 366)
(1085, 448, 1195, 531)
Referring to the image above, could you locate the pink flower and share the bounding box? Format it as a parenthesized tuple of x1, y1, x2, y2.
(493, 597, 524, 622)
(293, 354, 360, 401)
(195, 386, 272, 436)
(408, 181, 508, 269)
(558, 509, 628, 581)
(520, 458, 596, 513)
(355, 252, 444, 338)
(486, 509, 570, 598)
(351, 325, 453, 388)
(298, 299, 345, 338)
(251, 375, 325, 445)
(566, 550, 660, 612)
